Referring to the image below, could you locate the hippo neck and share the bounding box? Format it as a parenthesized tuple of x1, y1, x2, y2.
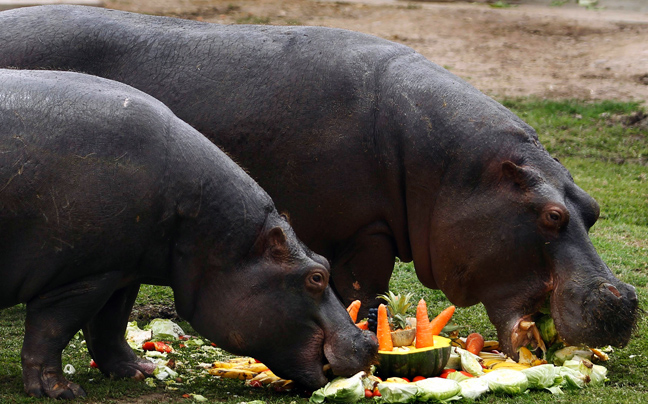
(379, 52, 544, 291)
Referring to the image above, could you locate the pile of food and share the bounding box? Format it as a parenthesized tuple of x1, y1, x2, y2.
(309, 292, 611, 403)
(113, 292, 611, 403)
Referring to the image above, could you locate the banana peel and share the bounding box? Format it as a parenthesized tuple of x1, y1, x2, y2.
(208, 368, 261, 380)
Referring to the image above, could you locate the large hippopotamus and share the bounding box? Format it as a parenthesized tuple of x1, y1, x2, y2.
(0, 69, 377, 399)
(0, 5, 637, 358)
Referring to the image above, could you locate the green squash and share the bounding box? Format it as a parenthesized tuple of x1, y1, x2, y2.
(376, 335, 452, 379)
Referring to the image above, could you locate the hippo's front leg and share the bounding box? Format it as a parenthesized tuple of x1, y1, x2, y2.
(330, 221, 396, 318)
(83, 284, 156, 379)
(21, 273, 125, 399)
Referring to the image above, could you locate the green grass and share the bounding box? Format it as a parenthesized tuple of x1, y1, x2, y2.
(0, 99, 646, 403)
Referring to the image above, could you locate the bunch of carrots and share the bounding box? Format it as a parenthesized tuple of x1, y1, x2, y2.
(346, 298, 456, 352)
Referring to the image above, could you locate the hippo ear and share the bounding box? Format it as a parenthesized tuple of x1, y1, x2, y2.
(267, 226, 290, 259)
(502, 161, 539, 191)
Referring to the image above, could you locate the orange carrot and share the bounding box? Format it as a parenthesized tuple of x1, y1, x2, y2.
(346, 300, 361, 323)
(466, 333, 485, 355)
(356, 320, 369, 330)
(416, 299, 430, 330)
(415, 299, 435, 348)
(377, 304, 393, 351)
(429, 305, 456, 335)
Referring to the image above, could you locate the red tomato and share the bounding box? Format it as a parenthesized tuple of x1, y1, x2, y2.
(154, 341, 174, 353)
(364, 389, 373, 398)
(142, 341, 156, 351)
(89, 359, 98, 368)
(182, 393, 191, 398)
(249, 380, 263, 388)
(401, 377, 410, 383)
(459, 371, 474, 378)
(439, 369, 457, 378)
(412, 376, 426, 382)
(373, 388, 382, 397)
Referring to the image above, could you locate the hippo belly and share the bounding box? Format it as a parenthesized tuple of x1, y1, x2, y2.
(0, 69, 377, 398)
(0, 5, 637, 358)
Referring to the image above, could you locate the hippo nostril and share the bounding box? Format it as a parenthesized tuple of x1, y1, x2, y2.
(602, 283, 622, 298)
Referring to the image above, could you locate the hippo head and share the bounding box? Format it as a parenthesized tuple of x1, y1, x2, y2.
(408, 125, 638, 358)
(171, 211, 377, 390)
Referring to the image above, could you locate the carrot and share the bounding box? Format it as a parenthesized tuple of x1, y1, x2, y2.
(416, 299, 430, 330)
(466, 333, 485, 355)
(346, 300, 361, 323)
(377, 304, 393, 351)
(429, 305, 456, 335)
(415, 299, 434, 348)
(356, 320, 369, 330)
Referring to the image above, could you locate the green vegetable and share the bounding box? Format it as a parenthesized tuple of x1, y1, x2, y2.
(456, 347, 484, 376)
(520, 364, 561, 390)
(482, 368, 529, 395)
(558, 366, 588, 389)
(446, 371, 471, 383)
(309, 371, 365, 403)
(563, 358, 608, 386)
(376, 381, 419, 403)
(145, 319, 185, 341)
(414, 377, 462, 402)
(377, 336, 451, 379)
(537, 315, 558, 345)
(552, 345, 593, 365)
(458, 377, 490, 400)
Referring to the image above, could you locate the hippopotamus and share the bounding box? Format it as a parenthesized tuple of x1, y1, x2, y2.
(0, 68, 377, 399)
(0, 5, 637, 358)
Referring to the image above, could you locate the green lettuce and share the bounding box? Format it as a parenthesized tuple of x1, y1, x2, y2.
(415, 377, 462, 402)
(309, 371, 365, 403)
(376, 381, 419, 403)
(482, 369, 529, 395)
(458, 377, 490, 400)
(145, 319, 185, 341)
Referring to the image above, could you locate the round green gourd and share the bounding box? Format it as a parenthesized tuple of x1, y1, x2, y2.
(376, 335, 452, 379)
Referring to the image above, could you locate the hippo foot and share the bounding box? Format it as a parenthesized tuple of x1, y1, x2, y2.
(23, 369, 87, 399)
(99, 357, 157, 380)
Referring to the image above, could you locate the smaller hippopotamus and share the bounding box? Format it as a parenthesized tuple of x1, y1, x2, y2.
(0, 69, 377, 399)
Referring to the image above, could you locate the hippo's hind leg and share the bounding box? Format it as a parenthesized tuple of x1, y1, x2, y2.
(21, 272, 125, 399)
(83, 283, 157, 379)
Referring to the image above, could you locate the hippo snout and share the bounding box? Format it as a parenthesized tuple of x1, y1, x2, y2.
(324, 330, 378, 377)
(553, 276, 638, 349)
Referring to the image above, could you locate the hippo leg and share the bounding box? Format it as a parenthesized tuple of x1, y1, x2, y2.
(83, 284, 156, 379)
(331, 222, 396, 317)
(21, 273, 124, 399)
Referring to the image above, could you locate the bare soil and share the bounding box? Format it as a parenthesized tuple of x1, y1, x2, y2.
(99, 0, 648, 103)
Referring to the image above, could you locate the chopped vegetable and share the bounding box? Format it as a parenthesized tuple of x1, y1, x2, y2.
(346, 300, 361, 323)
(376, 381, 418, 403)
(377, 304, 393, 351)
(457, 347, 484, 376)
(482, 368, 529, 395)
(414, 377, 461, 402)
(309, 371, 365, 403)
(142, 341, 174, 353)
(459, 377, 490, 400)
(429, 305, 456, 335)
(466, 333, 484, 355)
(355, 320, 369, 330)
(145, 319, 184, 341)
(415, 299, 435, 348)
(521, 364, 561, 390)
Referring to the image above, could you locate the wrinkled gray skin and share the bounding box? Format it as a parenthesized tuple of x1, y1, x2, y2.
(0, 69, 377, 399)
(0, 5, 637, 360)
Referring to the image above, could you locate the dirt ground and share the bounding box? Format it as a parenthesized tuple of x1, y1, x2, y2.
(97, 0, 648, 103)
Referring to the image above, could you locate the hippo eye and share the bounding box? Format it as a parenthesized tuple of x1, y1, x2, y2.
(306, 269, 328, 293)
(541, 205, 569, 232)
